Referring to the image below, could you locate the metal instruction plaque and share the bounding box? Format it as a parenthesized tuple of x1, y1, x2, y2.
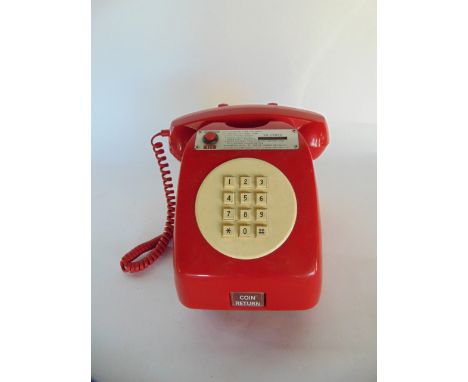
(195, 129, 299, 151)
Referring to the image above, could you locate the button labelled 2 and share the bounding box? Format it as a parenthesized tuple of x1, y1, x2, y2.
(239, 176, 252, 188)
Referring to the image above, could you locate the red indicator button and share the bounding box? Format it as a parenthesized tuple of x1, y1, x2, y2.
(203, 132, 218, 144)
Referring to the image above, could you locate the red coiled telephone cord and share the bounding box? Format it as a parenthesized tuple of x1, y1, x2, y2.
(120, 130, 176, 273)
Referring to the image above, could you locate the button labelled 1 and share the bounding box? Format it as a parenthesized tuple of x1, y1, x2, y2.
(239, 176, 252, 188)
(224, 176, 235, 188)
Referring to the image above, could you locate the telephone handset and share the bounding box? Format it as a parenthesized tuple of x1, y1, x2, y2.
(121, 103, 329, 310)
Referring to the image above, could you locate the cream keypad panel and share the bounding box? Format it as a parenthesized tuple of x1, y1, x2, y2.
(195, 158, 297, 260)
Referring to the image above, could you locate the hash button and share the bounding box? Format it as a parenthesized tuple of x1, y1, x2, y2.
(256, 225, 268, 237)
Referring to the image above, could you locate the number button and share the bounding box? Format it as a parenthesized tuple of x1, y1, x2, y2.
(256, 209, 267, 222)
(222, 225, 234, 237)
(223, 208, 235, 221)
(239, 209, 252, 221)
(224, 176, 235, 188)
(223, 192, 235, 205)
(239, 176, 252, 189)
(239, 192, 252, 205)
(256, 192, 267, 206)
(239, 225, 251, 237)
(256, 225, 268, 237)
(256, 176, 267, 189)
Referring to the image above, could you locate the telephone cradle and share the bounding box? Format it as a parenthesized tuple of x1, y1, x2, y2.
(121, 103, 329, 310)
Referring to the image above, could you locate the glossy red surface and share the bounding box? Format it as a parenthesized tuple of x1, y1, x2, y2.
(169, 104, 328, 310)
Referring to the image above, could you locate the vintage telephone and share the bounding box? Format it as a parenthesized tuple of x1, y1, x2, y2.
(121, 103, 329, 310)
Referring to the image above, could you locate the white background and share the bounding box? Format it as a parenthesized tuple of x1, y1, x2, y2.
(92, 0, 376, 381)
(2, 1, 468, 382)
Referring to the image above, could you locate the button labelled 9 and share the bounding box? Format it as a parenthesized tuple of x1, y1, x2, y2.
(256, 209, 267, 222)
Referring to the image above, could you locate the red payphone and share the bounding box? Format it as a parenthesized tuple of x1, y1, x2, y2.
(121, 103, 329, 310)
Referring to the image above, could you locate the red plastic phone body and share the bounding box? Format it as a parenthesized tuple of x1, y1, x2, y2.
(170, 104, 328, 310)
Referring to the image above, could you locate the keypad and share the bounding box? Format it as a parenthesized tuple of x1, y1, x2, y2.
(221, 175, 268, 238)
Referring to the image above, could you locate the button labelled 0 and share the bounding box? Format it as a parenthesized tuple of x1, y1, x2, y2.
(224, 176, 235, 188)
(239, 225, 251, 237)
